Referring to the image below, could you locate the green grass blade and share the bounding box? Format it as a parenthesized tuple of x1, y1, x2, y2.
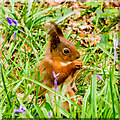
(81, 85, 90, 118)
(35, 71, 40, 104)
(0, 94, 6, 119)
(7, 42, 14, 59)
(91, 74, 97, 118)
(0, 64, 11, 108)
(27, 6, 60, 22)
(9, 0, 15, 13)
(55, 103, 70, 118)
(83, 46, 98, 64)
(0, 107, 1, 119)
(12, 79, 24, 93)
(109, 65, 115, 118)
(35, 0, 43, 13)
(97, 43, 118, 62)
(29, 42, 39, 62)
(33, 103, 44, 118)
(26, 0, 34, 17)
(23, 83, 36, 101)
(56, 11, 74, 24)
(41, 107, 49, 118)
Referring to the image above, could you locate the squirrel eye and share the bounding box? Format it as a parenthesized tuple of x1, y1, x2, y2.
(63, 48, 70, 54)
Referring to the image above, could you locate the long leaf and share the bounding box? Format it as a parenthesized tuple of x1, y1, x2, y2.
(109, 65, 115, 118)
(81, 86, 90, 118)
(91, 74, 97, 118)
(26, 0, 34, 16)
(9, 0, 15, 13)
(97, 43, 118, 62)
(0, 64, 11, 108)
(33, 103, 44, 118)
(56, 11, 74, 24)
(12, 79, 23, 93)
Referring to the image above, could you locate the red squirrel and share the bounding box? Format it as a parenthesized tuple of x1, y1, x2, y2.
(36, 21, 83, 110)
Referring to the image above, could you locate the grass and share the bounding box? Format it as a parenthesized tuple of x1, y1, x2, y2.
(0, 0, 119, 119)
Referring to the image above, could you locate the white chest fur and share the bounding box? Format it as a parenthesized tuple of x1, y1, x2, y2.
(60, 61, 72, 66)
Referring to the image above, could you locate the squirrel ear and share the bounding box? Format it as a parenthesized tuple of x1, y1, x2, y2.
(49, 29, 60, 51)
(50, 21, 64, 37)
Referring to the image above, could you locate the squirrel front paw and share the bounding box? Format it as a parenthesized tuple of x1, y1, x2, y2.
(73, 60, 83, 69)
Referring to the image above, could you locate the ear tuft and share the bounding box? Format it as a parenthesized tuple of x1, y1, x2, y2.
(48, 28, 60, 52)
(49, 21, 64, 37)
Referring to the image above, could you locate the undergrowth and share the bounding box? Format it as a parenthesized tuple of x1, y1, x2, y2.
(0, 0, 119, 119)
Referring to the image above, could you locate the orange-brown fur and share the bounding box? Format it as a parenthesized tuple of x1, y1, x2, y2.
(36, 21, 83, 110)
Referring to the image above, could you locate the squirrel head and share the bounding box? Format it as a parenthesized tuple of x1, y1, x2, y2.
(46, 21, 80, 63)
